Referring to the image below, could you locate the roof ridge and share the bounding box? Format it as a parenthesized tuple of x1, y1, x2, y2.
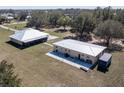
(20, 30, 27, 40)
(88, 46, 95, 56)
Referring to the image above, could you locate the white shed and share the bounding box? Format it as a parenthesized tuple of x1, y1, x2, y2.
(53, 39, 107, 64)
(9, 28, 49, 46)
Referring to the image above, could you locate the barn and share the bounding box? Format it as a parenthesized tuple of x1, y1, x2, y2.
(53, 39, 107, 64)
(9, 28, 49, 46)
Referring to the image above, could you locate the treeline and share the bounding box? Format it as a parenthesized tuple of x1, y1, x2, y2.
(0, 7, 124, 47)
(27, 7, 124, 47)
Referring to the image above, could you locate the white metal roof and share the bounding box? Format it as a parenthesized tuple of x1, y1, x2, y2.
(7, 16, 14, 20)
(9, 28, 49, 43)
(53, 39, 107, 57)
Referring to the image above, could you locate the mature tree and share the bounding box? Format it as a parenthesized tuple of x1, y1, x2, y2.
(27, 11, 49, 29)
(93, 6, 114, 25)
(93, 7, 103, 25)
(57, 15, 71, 31)
(0, 60, 21, 87)
(48, 11, 62, 26)
(17, 11, 28, 21)
(114, 9, 124, 25)
(71, 13, 95, 39)
(0, 16, 6, 24)
(95, 20, 124, 47)
(102, 6, 114, 21)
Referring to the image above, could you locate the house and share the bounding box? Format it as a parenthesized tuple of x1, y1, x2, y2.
(26, 15, 31, 21)
(9, 28, 49, 46)
(1, 13, 14, 23)
(53, 39, 107, 64)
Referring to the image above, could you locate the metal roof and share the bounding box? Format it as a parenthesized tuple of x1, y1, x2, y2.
(9, 28, 49, 43)
(99, 53, 112, 62)
(53, 39, 107, 57)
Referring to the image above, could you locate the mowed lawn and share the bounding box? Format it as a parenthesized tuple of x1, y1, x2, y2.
(0, 28, 124, 87)
(4, 22, 27, 30)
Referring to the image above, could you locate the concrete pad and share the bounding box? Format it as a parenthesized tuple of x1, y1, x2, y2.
(46, 51, 93, 71)
(48, 35, 58, 40)
(44, 43, 53, 47)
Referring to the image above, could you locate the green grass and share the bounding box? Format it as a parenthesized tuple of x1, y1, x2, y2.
(4, 22, 27, 30)
(0, 28, 124, 86)
(45, 28, 73, 39)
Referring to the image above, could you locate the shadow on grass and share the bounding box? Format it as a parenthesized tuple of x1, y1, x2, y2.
(97, 67, 109, 73)
(55, 29, 68, 33)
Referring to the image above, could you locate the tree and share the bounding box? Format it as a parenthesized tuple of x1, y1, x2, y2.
(48, 11, 62, 26)
(17, 11, 28, 21)
(95, 20, 124, 47)
(93, 6, 115, 26)
(102, 6, 114, 21)
(27, 11, 49, 29)
(114, 9, 124, 25)
(0, 16, 6, 24)
(0, 60, 21, 87)
(57, 15, 71, 31)
(71, 13, 95, 39)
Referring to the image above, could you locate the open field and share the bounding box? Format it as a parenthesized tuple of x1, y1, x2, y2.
(0, 28, 124, 87)
(4, 22, 27, 30)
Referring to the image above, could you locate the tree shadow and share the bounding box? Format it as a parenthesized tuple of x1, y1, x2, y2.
(55, 29, 68, 33)
(63, 36, 77, 39)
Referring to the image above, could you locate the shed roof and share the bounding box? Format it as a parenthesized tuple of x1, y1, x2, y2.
(99, 53, 112, 62)
(53, 39, 107, 57)
(9, 28, 49, 43)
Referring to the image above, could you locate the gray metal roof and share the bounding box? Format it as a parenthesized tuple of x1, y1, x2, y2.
(53, 39, 107, 57)
(99, 53, 112, 62)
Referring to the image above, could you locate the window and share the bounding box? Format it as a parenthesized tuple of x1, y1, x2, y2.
(87, 56, 89, 58)
(86, 59, 92, 64)
(82, 54, 84, 56)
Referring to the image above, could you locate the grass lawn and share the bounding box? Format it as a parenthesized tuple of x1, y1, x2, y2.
(44, 28, 73, 39)
(4, 22, 27, 30)
(0, 28, 124, 87)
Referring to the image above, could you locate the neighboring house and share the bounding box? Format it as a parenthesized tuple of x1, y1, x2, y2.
(6, 16, 14, 22)
(25, 15, 31, 21)
(53, 39, 107, 64)
(9, 28, 49, 46)
(1, 13, 14, 23)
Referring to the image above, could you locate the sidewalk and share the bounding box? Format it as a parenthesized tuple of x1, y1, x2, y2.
(0, 25, 17, 32)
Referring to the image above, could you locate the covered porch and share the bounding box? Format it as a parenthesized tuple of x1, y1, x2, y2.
(46, 51, 94, 71)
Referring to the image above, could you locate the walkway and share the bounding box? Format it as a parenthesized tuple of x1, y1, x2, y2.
(3, 21, 27, 25)
(44, 43, 53, 47)
(0, 25, 17, 32)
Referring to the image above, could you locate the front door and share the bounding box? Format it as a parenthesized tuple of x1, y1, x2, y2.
(78, 54, 80, 60)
